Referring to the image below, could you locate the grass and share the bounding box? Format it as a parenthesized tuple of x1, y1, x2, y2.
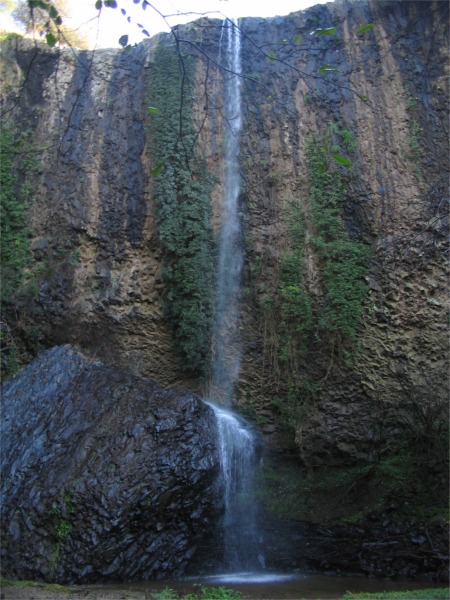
(0, 577, 71, 593)
(342, 589, 449, 600)
(1, 578, 448, 600)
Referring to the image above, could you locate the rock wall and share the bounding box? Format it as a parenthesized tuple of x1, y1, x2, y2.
(236, 0, 449, 462)
(0, 346, 221, 583)
(1, 0, 448, 463)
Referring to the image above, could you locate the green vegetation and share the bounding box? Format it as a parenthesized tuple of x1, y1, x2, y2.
(0, 577, 70, 593)
(151, 586, 243, 600)
(278, 202, 313, 390)
(0, 125, 40, 376)
(267, 124, 369, 428)
(306, 126, 370, 354)
(342, 589, 449, 600)
(0, 126, 33, 303)
(402, 87, 422, 171)
(146, 43, 215, 376)
(9, 0, 89, 48)
(256, 449, 417, 522)
(49, 488, 74, 576)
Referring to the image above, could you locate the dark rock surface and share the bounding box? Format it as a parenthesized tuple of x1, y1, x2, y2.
(262, 512, 449, 582)
(0, 346, 221, 583)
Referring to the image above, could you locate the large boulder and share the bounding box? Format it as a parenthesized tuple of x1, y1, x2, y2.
(0, 346, 221, 583)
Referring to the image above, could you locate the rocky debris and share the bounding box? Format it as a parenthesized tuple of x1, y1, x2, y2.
(0, 346, 222, 583)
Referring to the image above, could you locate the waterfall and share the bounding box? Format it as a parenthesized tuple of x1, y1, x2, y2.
(207, 19, 263, 574)
(210, 17, 244, 405)
(208, 404, 263, 572)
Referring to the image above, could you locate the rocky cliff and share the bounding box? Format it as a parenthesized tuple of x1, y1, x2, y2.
(1, 0, 448, 463)
(0, 346, 221, 582)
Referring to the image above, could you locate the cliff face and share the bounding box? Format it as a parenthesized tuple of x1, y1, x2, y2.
(1, 0, 448, 463)
(236, 0, 449, 463)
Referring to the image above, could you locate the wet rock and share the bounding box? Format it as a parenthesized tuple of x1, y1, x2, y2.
(0, 346, 221, 583)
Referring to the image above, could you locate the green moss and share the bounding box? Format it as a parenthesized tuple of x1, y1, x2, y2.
(145, 44, 215, 376)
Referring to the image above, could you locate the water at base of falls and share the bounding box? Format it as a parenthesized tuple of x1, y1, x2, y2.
(207, 403, 264, 573)
(202, 573, 295, 584)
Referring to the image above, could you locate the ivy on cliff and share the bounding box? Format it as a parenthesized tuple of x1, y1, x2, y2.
(306, 126, 370, 354)
(0, 126, 33, 303)
(278, 203, 312, 375)
(146, 43, 215, 376)
(0, 126, 38, 376)
(272, 125, 369, 427)
(279, 125, 369, 361)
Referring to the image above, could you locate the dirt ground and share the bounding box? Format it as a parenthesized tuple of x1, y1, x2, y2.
(0, 582, 162, 600)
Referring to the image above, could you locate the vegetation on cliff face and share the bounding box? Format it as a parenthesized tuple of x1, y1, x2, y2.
(145, 43, 215, 376)
(306, 126, 370, 355)
(0, 125, 39, 376)
(270, 124, 370, 428)
(0, 127, 33, 304)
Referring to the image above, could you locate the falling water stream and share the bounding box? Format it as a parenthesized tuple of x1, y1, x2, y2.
(207, 18, 263, 575)
(209, 17, 244, 405)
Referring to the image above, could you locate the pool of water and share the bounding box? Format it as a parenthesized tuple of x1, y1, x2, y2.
(80, 572, 445, 599)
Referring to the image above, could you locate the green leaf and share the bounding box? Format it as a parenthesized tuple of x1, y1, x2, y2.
(357, 23, 375, 34)
(147, 106, 159, 114)
(267, 50, 276, 62)
(104, 0, 117, 7)
(332, 154, 352, 166)
(293, 34, 302, 43)
(314, 27, 337, 36)
(359, 94, 369, 101)
(151, 162, 164, 177)
(95, 0, 102, 9)
(118, 34, 128, 47)
(45, 32, 57, 47)
(29, 0, 47, 8)
(49, 5, 58, 19)
(318, 64, 339, 75)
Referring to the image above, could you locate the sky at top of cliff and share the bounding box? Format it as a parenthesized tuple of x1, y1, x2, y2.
(68, 0, 332, 47)
(0, 0, 333, 49)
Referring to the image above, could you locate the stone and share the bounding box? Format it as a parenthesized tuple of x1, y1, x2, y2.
(0, 346, 222, 584)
